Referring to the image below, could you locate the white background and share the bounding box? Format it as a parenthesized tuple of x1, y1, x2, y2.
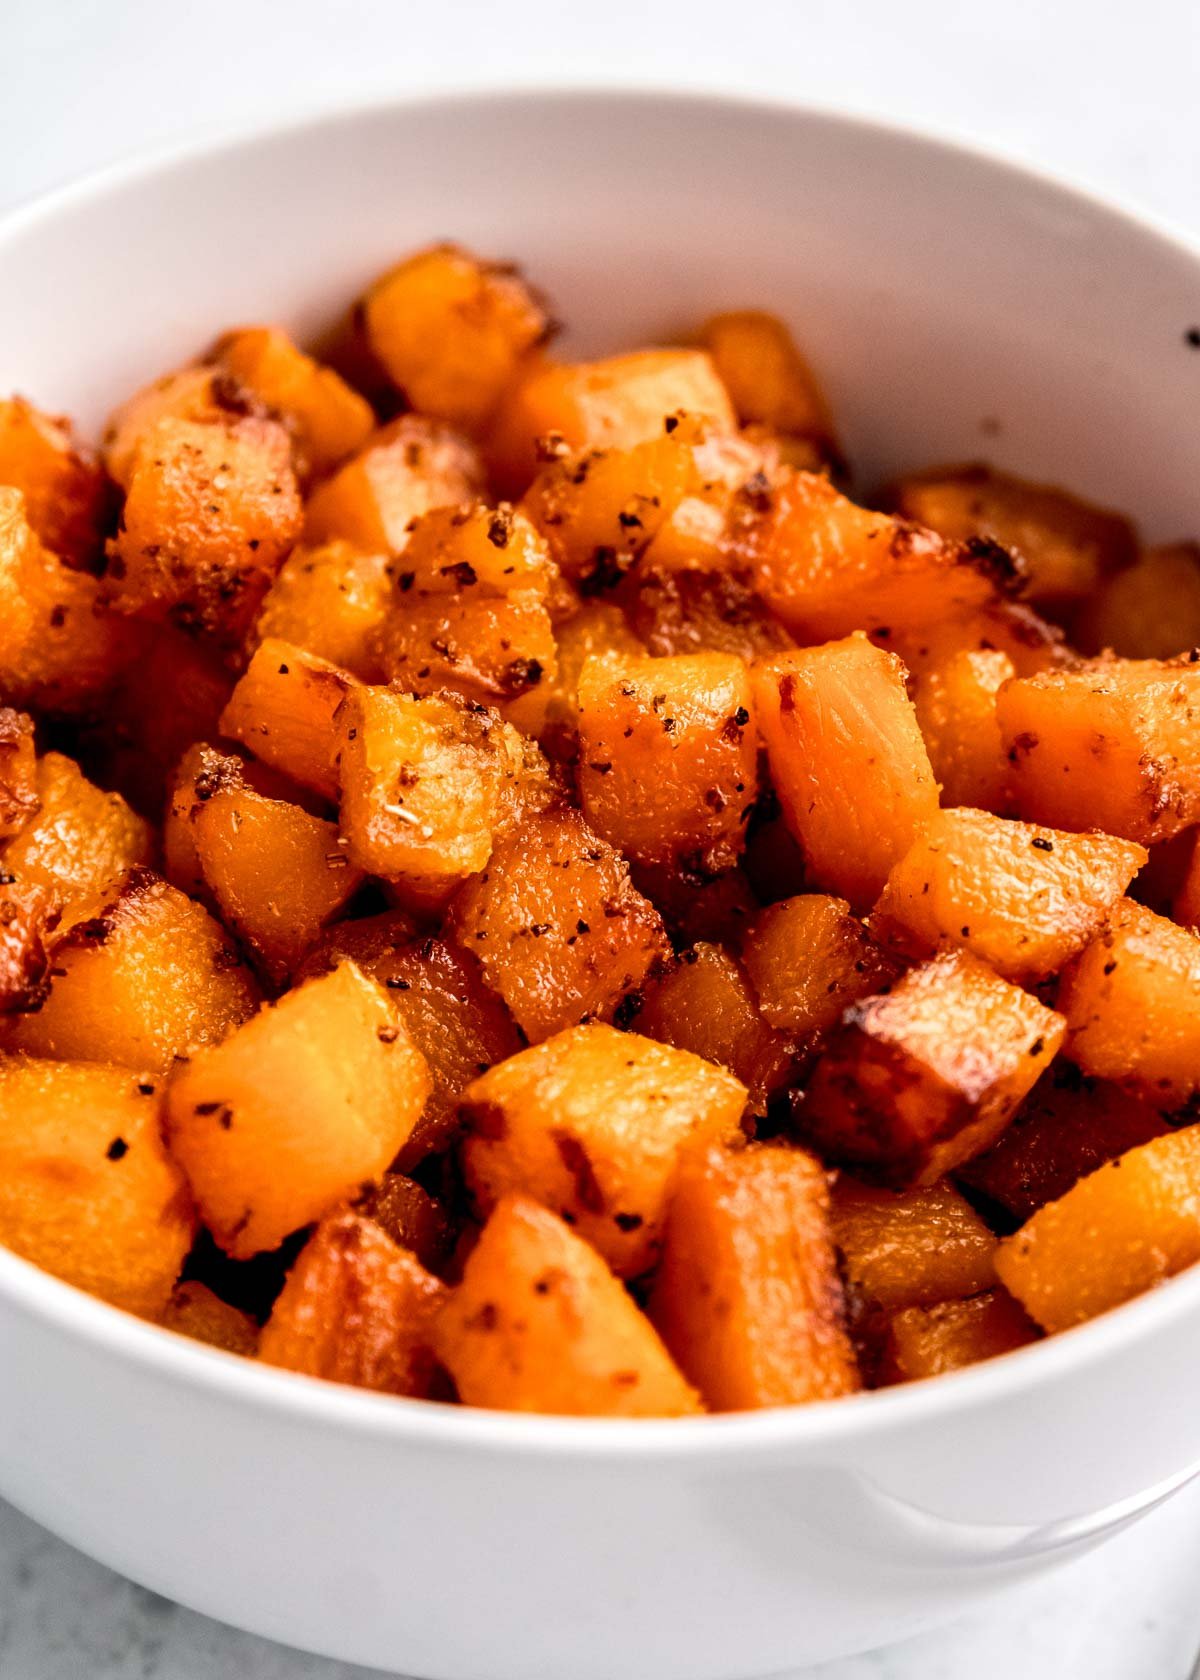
(3, 2, 1200, 1676)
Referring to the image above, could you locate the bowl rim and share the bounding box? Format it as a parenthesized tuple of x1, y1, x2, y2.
(4, 82, 1200, 1461)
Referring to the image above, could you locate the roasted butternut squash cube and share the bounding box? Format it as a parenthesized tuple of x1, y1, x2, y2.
(163, 742, 310, 902)
(997, 657, 1200, 844)
(889, 600, 1067, 682)
(956, 1063, 1168, 1222)
(102, 364, 262, 489)
(884, 462, 1136, 605)
(302, 917, 521, 1167)
(995, 1127, 1200, 1331)
(0, 1056, 194, 1317)
(1076, 542, 1200, 660)
(487, 349, 736, 496)
(0, 879, 55, 1015)
(166, 960, 430, 1257)
(303, 415, 484, 552)
(460, 1023, 745, 1276)
(622, 565, 794, 663)
(220, 638, 357, 801)
(577, 651, 758, 877)
(872, 808, 1146, 982)
(338, 687, 548, 904)
(6, 869, 260, 1069)
(160, 1280, 259, 1355)
(540, 599, 644, 744)
(698, 311, 841, 469)
(882, 1289, 1038, 1383)
(251, 540, 390, 679)
(191, 784, 364, 984)
(434, 1194, 702, 1416)
(0, 709, 38, 840)
(451, 805, 670, 1041)
(388, 499, 555, 599)
(631, 943, 794, 1114)
(740, 895, 898, 1047)
(211, 326, 374, 477)
(106, 417, 302, 636)
(914, 646, 1015, 812)
(0, 488, 136, 712)
(650, 1142, 859, 1409)
(3, 751, 153, 925)
(363, 245, 550, 432)
(732, 470, 1019, 642)
(0, 396, 113, 570)
(831, 1176, 997, 1311)
(1057, 898, 1200, 1109)
(353, 1171, 456, 1274)
(259, 1210, 445, 1394)
(752, 636, 939, 910)
(802, 949, 1064, 1187)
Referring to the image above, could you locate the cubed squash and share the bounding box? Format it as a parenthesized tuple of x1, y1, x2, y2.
(997, 657, 1200, 844)
(0, 488, 136, 712)
(220, 638, 358, 801)
(166, 960, 431, 1257)
(881, 1290, 1038, 1383)
(250, 540, 390, 679)
(434, 1194, 702, 1416)
(0, 1056, 194, 1317)
(211, 326, 374, 476)
(751, 636, 939, 910)
(102, 364, 259, 489)
(540, 599, 644, 744)
(883, 462, 1136, 605)
(913, 646, 1015, 812)
(0, 709, 38, 840)
(801, 948, 1065, 1187)
(831, 1176, 997, 1312)
(259, 1210, 445, 1395)
(105, 417, 302, 636)
(871, 808, 1146, 982)
(487, 350, 736, 497)
(631, 943, 794, 1115)
(1056, 898, 1200, 1109)
(164, 741, 306, 902)
(362, 244, 550, 432)
(460, 1022, 745, 1276)
(740, 895, 899, 1047)
(0, 879, 55, 1014)
(995, 1127, 1200, 1331)
(698, 310, 841, 468)
(732, 470, 1020, 641)
(159, 1280, 259, 1355)
(338, 687, 549, 904)
(1076, 542, 1200, 660)
(191, 784, 364, 984)
(956, 1063, 1168, 1223)
(622, 565, 794, 663)
(303, 415, 484, 551)
(450, 805, 670, 1041)
(0, 395, 113, 570)
(6, 869, 261, 1070)
(650, 1141, 860, 1409)
(353, 1171, 456, 1274)
(577, 651, 758, 877)
(3, 751, 153, 925)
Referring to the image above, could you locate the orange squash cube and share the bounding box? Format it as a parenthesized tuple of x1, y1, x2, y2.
(0, 395, 113, 570)
(353, 1171, 456, 1274)
(434, 1194, 702, 1416)
(166, 960, 430, 1257)
(102, 363, 260, 489)
(995, 1127, 1200, 1331)
(251, 540, 390, 680)
(698, 310, 841, 468)
(831, 1176, 997, 1312)
(259, 1210, 445, 1395)
(303, 414, 483, 551)
(460, 1022, 745, 1277)
(220, 638, 358, 801)
(872, 808, 1146, 981)
(802, 949, 1064, 1187)
(740, 895, 899, 1048)
(0, 878, 55, 1015)
(882, 1289, 1038, 1383)
(211, 326, 374, 476)
(751, 636, 939, 910)
(913, 645, 1015, 812)
(1076, 542, 1200, 660)
(650, 1142, 860, 1409)
(621, 565, 794, 664)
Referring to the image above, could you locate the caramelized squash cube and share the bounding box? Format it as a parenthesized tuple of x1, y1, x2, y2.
(211, 326, 374, 476)
(220, 638, 358, 801)
(995, 1127, 1200, 1331)
(698, 310, 841, 468)
(102, 364, 257, 489)
(650, 1142, 860, 1409)
(913, 646, 1015, 812)
(434, 1194, 702, 1416)
(353, 1171, 456, 1274)
(303, 415, 483, 552)
(6, 869, 261, 1070)
(872, 808, 1146, 982)
(451, 805, 670, 1041)
(0, 879, 55, 1014)
(740, 895, 898, 1047)
(802, 949, 1064, 1187)
(882, 1289, 1038, 1383)
(622, 565, 794, 663)
(166, 960, 430, 1256)
(1076, 542, 1200, 660)
(251, 540, 390, 679)
(460, 1022, 745, 1276)
(751, 636, 939, 909)
(0, 396, 113, 570)
(259, 1210, 445, 1394)
(831, 1176, 997, 1312)
(0, 1057, 194, 1317)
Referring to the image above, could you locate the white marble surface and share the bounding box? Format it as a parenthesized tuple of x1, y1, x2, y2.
(4, 2, 1200, 1675)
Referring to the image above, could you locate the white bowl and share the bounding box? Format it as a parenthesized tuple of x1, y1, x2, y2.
(2, 89, 1200, 1680)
